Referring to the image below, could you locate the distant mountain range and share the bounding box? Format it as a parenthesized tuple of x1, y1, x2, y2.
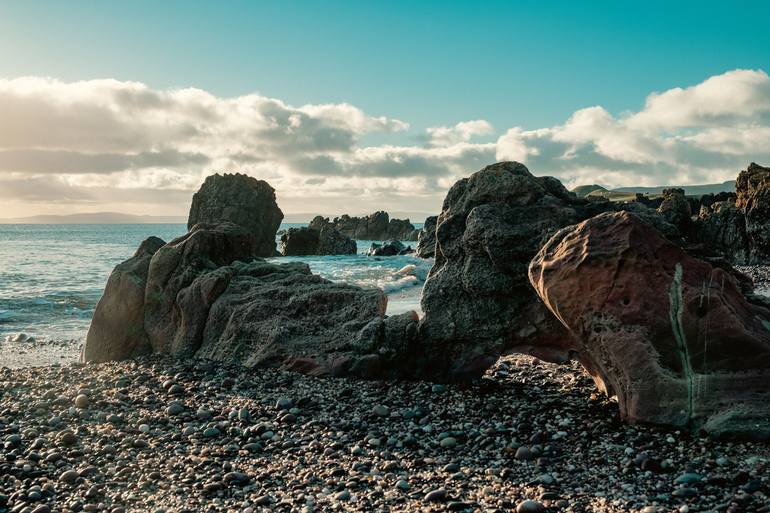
(572, 180, 736, 199)
(0, 211, 433, 225)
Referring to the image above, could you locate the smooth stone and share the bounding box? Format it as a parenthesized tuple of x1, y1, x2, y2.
(74, 394, 89, 409)
(373, 405, 390, 417)
(516, 500, 545, 513)
(440, 437, 458, 448)
(59, 469, 79, 484)
(424, 489, 447, 502)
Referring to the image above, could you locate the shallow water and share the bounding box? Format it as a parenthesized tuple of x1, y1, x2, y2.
(0, 223, 429, 367)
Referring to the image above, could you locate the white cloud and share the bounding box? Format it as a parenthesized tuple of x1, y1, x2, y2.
(1, 70, 769, 218)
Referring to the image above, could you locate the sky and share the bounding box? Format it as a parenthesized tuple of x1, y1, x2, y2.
(0, 0, 769, 218)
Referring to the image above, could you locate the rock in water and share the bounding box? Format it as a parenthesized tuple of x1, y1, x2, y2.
(529, 211, 770, 438)
(187, 173, 284, 257)
(416, 215, 438, 258)
(280, 225, 356, 256)
(367, 240, 406, 256)
(326, 211, 418, 240)
(82, 236, 166, 362)
(418, 162, 610, 381)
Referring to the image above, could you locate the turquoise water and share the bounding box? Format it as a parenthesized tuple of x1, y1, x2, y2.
(0, 224, 429, 351)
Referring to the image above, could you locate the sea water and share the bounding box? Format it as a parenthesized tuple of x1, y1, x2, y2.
(0, 223, 430, 366)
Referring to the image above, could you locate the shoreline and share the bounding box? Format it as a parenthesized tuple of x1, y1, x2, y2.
(1, 354, 768, 513)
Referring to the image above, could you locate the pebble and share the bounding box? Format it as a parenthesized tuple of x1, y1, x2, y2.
(516, 500, 545, 513)
(373, 405, 390, 417)
(424, 488, 447, 502)
(74, 394, 89, 408)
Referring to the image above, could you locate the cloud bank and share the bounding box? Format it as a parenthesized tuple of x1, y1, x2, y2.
(1, 69, 769, 217)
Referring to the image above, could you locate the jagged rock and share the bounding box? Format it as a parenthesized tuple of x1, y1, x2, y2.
(530, 211, 770, 438)
(416, 216, 438, 259)
(418, 162, 611, 381)
(330, 212, 418, 241)
(187, 173, 284, 257)
(658, 188, 692, 236)
(84, 222, 418, 378)
(735, 162, 770, 261)
(367, 240, 407, 256)
(280, 225, 357, 256)
(82, 237, 166, 362)
(144, 223, 259, 355)
(695, 200, 749, 263)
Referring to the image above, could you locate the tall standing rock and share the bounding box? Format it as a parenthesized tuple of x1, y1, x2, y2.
(416, 216, 437, 258)
(418, 162, 610, 380)
(735, 162, 770, 262)
(530, 211, 770, 438)
(188, 173, 284, 257)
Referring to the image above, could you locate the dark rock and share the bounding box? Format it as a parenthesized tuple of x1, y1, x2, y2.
(658, 188, 692, 236)
(529, 211, 770, 438)
(187, 173, 284, 257)
(367, 240, 406, 256)
(735, 162, 770, 262)
(416, 216, 438, 259)
(328, 211, 418, 241)
(280, 225, 356, 256)
(417, 162, 610, 381)
(82, 236, 166, 363)
(695, 200, 749, 263)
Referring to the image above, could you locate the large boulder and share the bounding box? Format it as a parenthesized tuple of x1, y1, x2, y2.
(187, 173, 284, 257)
(82, 237, 166, 362)
(417, 162, 611, 380)
(280, 225, 356, 256)
(735, 162, 770, 262)
(530, 211, 770, 438)
(695, 200, 750, 263)
(366, 240, 409, 256)
(416, 216, 438, 258)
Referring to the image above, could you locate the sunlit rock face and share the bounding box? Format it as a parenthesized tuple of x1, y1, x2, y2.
(530, 211, 770, 439)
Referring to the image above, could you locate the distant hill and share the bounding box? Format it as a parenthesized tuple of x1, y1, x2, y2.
(570, 180, 736, 201)
(612, 180, 736, 196)
(0, 212, 187, 224)
(572, 184, 607, 198)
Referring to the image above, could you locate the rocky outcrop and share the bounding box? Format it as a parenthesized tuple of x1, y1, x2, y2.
(417, 162, 611, 380)
(735, 162, 770, 262)
(279, 225, 356, 256)
(658, 188, 692, 237)
(84, 222, 418, 378)
(416, 216, 437, 258)
(322, 212, 418, 241)
(366, 240, 412, 256)
(530, 211, 770, 438)
(83, 236, 166, 363)
(187, 173, 284, 257)
(695, 200, 750, 263)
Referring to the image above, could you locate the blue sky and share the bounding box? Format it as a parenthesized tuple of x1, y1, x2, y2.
(0, 1, 769, 217)
(2, 0, 767, 133)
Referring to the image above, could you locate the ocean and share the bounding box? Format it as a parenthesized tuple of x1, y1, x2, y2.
(0, 223, 430, 367)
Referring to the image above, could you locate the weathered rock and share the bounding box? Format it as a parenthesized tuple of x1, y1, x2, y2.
(418, 162, 611, 381)
(735, 162, 770, 262)
(187, 173, 284, 257)
(416, 216, 438, 258)
(144, 223, 258, 355)
(695, 200, 749, 263)
(530, 211, 770, 438)
(280, 225, 356, 256)
(82, 236, 166, 363)
(329, 212, 418, 241)
(85, 222, 417, 378)
(658, 188, 692, 237)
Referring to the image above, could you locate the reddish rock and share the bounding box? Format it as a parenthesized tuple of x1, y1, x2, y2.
(530, 211, 770, 438)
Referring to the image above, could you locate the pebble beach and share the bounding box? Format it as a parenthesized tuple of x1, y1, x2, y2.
(1, 354, 768, 513)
